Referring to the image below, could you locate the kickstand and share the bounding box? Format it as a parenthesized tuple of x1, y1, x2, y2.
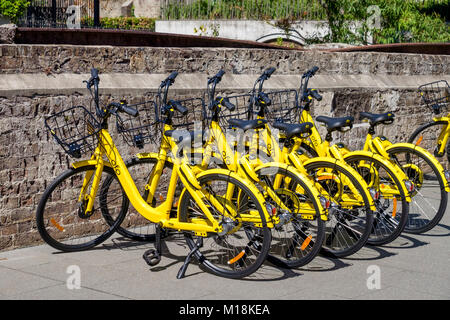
(143, 225, 163, 267)
(177, 237, 203, 279)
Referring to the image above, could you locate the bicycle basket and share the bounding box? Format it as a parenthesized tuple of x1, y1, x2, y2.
(418, 80, 450, 114)
(254, 89, 300, 123)
(162, 97, 207, 133)
(44, 106, 101, 159)
(205, 93, 254, 131)
(116, 100, 160, 149)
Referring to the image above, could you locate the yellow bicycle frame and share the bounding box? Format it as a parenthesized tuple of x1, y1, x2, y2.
(298, 108, 415, 200)
(71, 125, 274, 235)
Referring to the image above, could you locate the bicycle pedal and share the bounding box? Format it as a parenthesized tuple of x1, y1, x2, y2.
(143, 249, 161, 267)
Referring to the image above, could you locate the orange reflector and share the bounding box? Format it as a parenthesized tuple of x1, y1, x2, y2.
(317, 175, 335, 181)
(392, 198, 397, 218)
(228, 250, 245, 265)
(300, 235, 312, 251)
(50, 218, 64, 232)
(415, 136, 423, 146)
(173, 200, 178, 208)
(159, 194, 164, 202)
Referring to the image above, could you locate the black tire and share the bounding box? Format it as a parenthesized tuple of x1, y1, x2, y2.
(101, 157, 178, 242)
(303, 161, 374, 258)
(178, 172, 272, 279)
(255, 166, 325, 268)
(387, 146, 448, 234)
(408, 121, 449, 170)
(36, 165, 127, 252)
(344, 154, 409, 245)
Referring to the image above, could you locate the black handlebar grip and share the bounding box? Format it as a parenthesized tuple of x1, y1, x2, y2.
(216, 69, 225, 79)
(91, 68, 99, 79)
(120, 104, 139, 117)
(167, 71, 178, 82)
(169, 100, 188, 115)
(222, 97, 235, 111)
(310, 66, 319, 75)
(310, 89, 322, 101)
(264, 67, 276, 77)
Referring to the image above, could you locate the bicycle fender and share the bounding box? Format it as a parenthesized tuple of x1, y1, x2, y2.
(386, 143, 450, 192)
(254, 162, 327, 219)
(343, 151, 412, 200)
(302, 156, 377, 211)
(196, 168, 274, 225)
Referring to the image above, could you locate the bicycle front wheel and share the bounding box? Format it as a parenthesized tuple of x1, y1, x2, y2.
(36, 165, 127, 252)
(178, 172, 272, 279)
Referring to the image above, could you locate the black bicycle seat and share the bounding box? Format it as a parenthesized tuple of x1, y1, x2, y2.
(315, 115, 354, 132)
(164, 130, 203, 145)
(227, 119, 267, 131)
(272, 121, 313, 139)
(359, 112, 395, 126)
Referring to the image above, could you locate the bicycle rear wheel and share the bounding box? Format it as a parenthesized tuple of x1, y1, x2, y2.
(255, 166, 325, 268)
(178, 172, 272, 279)
(304, 161, 374, 258)
(344, 155, 409, 245)
(36, 165, 127, 252)
(388, 146, 448, 233)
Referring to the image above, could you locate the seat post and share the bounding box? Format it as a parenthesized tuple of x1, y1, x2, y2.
(325, 131, 333, 142)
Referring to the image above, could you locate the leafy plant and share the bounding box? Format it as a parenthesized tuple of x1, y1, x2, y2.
(82, 17, 156, 31)
(0, 0, 30, 23)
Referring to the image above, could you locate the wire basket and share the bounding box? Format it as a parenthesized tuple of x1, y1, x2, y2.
(44, 106, 101, 159)
(205, 93, 254, 131)
(164, 97, 207, 134)
(254, 89, 300, 123)
(418, 80, 450, 114)
(116, 100, 160, 149)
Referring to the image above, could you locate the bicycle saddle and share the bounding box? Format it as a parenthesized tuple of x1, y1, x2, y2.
(359, 112, 395, 126)
(315, 115, 354, 132)
(272, 121, 313, 139)
(227, 119, 267, 131)
(164, 129, 203, 145)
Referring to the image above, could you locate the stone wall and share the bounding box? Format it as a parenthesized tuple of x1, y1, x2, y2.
(0, 44, 449, 251)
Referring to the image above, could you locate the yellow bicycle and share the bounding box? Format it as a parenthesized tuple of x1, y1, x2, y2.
(36, 69, 273, 279)
(107, 70, 329, 269)
(217, 69, 377, 258)
(297, 67, 449, 235)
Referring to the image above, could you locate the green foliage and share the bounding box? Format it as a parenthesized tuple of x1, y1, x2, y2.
(0, 0, 29, 23)
(162, 0, 326, 20)
(319, 0, 449, 44)
(82, 17, 156, 31)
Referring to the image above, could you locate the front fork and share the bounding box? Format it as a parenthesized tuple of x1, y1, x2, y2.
(77, 154, 105, 217)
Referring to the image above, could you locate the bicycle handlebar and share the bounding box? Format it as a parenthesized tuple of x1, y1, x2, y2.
(310, 89, 322, 101)
(208, 69, 225, 85)
(263, 67, 276, 78)
(168, 99, 188, 116)
(221, 97, 235, 111)
(107, 102, 139, 117)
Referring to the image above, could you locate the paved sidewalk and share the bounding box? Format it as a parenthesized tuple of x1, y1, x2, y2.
(1, 211, 449, 300)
